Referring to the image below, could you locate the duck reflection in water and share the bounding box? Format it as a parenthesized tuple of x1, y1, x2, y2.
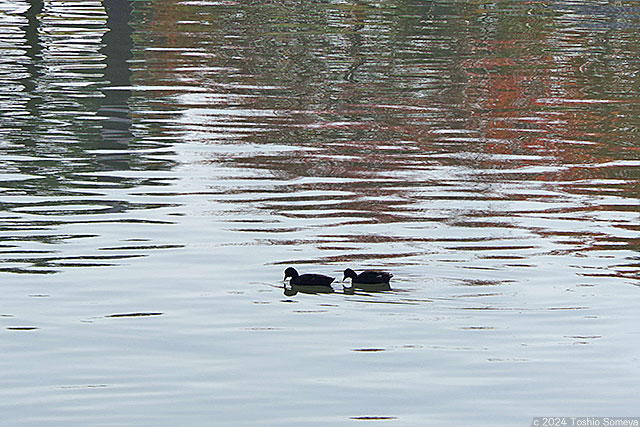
(283, 267, 335, 296)
(343, 268, 393, 294)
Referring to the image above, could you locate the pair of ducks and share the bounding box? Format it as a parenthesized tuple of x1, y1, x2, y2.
(283, 267, 392, 294)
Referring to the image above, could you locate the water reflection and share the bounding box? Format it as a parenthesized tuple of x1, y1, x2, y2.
(283, 284, 335, 297)
(98, 0, 133, 154)
(2, 0, 635, 279)
(343, 282, 391, 294)
(0, 0, 179, 274)
(170, 0, 638, 282)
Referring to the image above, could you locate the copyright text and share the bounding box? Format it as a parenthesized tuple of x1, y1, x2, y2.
(532, 418, 639, 427)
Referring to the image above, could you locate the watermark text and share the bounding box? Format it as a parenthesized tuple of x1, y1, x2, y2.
(532, 418, 639, 427)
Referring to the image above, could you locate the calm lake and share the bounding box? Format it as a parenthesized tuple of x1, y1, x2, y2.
(1, 0, 639, 425)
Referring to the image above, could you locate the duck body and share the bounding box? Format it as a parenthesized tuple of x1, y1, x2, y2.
(284, 267, 335, 287)
(343, 268, 392, 285)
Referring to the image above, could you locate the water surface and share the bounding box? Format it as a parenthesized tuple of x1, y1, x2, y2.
(1, 1, 639, 425)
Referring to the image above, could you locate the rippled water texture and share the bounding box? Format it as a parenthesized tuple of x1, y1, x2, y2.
(1, 1, 639, 425)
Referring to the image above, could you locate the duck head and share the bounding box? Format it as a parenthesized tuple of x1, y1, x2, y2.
(343, 268, 357, 281)
(284, 267, 299, 281)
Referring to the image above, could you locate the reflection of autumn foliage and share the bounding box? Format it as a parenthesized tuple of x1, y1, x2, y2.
(133, 0, 638, 271)
(462, 37, 557, 156)
(458, 28, 639, 185)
